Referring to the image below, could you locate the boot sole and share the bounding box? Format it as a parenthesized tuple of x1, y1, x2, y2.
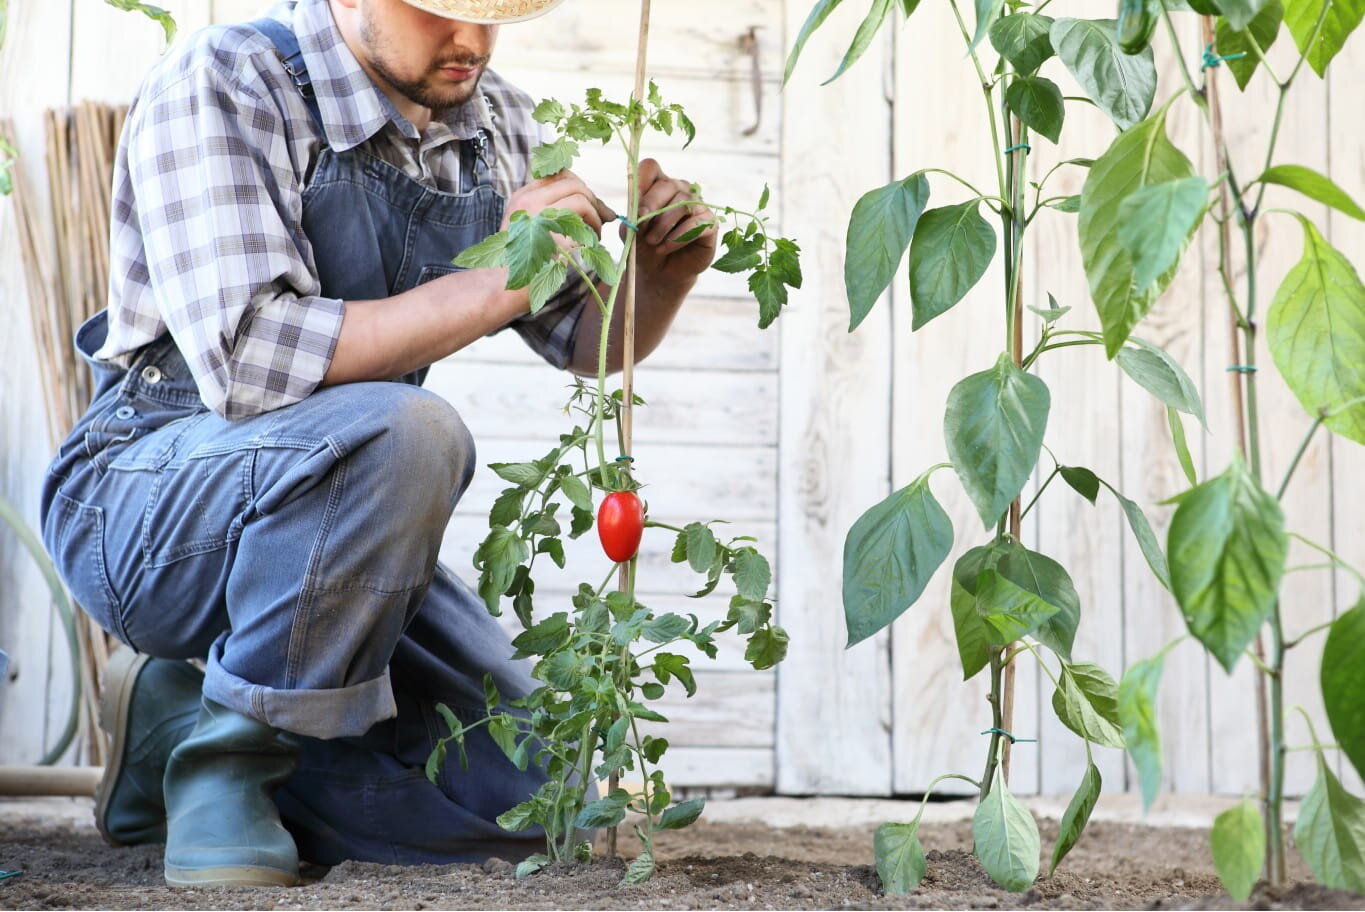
(94, 648, 151, 847)
(164, 864, 299, 888)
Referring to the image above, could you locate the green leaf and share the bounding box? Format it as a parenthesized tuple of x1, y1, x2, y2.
(583, 243, 620, 286)
(989, 13, 1056, 74)
(474, 527, 529, 613)
(511, 612, 571, 657)
(1285, 0, 1365, 77)
(1211, 799, 1265, 901)
(531, 137, 579, 178)
(842, 470, 955, 646)
(497, 799, 541, 832)
(1218, 0, 1273, 30)
(1118, 652, 1166, 810)
(974, 569, 1062, 644)
(972, 0, 1007, 50)
(1167, 460, 1287, 672)
(622, 845, 656, 884)
(1294, 755, 1365, 892)
(1116, 177, 1208, 293)
(515, 854, 550, 878)
(1051, 18, 1157, 130)
(732, 549, 772, 601)
(997, 544, 1080, 660)
(745, 625, 790, 670)
(488, 714, 520, 761)
(1079, 101, 1197, 356)
(1115, 336, 1207, 425)
(1060, 466, 1100, 504)
(1052, 662, 1125, 748)
(846, 173, 930, 331)
(1259, 164, 1365, 220)
(454, 230, 509, 269)
(657, 797, 705, 831)
(1322, 598, 1365, 781)
(577, 788, 633, 829)
(490, 460, 546, 487)
(489, 487, 526, 528)
(654, 652, 697, 697)
(951, 545, 1004, 680)
(102, 0, 176, 42)
(684, 522, 718, 574)
(945, 353, 1051, 529)
(528, 258, 568, 314)
(972, 770, 1041, 892)
(641, 613, 692, 644)
(748, 266, 790, 329)
(825, 0, 896, 84)
(875, 821, 928, 895)
(1113, 488, 1172, 590)
(908, 200, 998, 330)
(531, 98, 565, 123)
(1215, 1, 1283, 90)
(1005, 76, 1065, 143)
(785, 0, 843, 84)
(1050, 763, 1101, 874)
(505, 210, 572, 288)
(1169, 408, 1198, 487)
(557, 473, 593, 513)
(1267, 215, 1365, 443)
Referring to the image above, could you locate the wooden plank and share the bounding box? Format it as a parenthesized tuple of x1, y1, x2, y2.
(639, 671, 774, 748)
(424, 361, 777, 447)
(69, 0, 213, 104)
(0, 0, 77, 766)
(657, 747, 773, 789)
(774, 0, 894, 796)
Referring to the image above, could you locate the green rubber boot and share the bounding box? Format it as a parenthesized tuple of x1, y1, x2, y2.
(162, 697, 301, 887)
(95, 648, 204, 845)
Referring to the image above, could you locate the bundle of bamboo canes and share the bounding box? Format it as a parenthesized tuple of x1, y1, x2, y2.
(3, 101, 129, 767)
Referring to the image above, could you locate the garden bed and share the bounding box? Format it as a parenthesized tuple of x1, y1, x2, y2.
(2, 796, 1362, 910)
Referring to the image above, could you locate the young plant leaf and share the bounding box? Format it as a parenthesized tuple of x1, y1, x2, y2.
(1005, 76, 1066, 143)
(511, 612, 571, 656)
(1050, 18, 1157, 130)
(1079, 100, 1197, 356)
(657, 797, 706, 830)
(575, 788, 632, 828)
(971, 0, 1007, 50)
(825, 0, 896, 84)
(973, 770, 1041, 892)
(1210, 799, 1265, 901)
(1217, 0, 1273, 31)
(732, 549, 773, 601)
(1258, 164, 1365, 221)
(996, 544, 1080, 660)
(1113, 487, 1172, 590)
(1322, 597, 1365, 781)
(842, 469, 955, 646)
(945, 354, 1051, 529)
(1115, 336, 1207, 426)
(784, 0, 842, 81)
(1267, 215, 1365, 444)
(875, 821, 928, 895)
(989, 13, 1056, 74)
(1052, 662, 1125, 748)
(1214, 1, 1283, 90)
(531, 137, 580, 178)
(528, 259, 568, 314)
(909, 200, 998, 330)
(1050, 762, 1101, 874)
(745, 625, 790, 669)
(1285, 0, 1365, 77)
(1294, 756, 1365, 892)
(516, 854, 551, 878)
(1167, 460, 1287, 672)
(1116, 177, 1208, 293)
(1060, 466, 1100, 504)
(1118, 651, 1166, 810)
(974, 569, 1062, 644)
(845, 173, 930, 330)
(950, 545, 1002, 680)
(454, 230, 509, 269)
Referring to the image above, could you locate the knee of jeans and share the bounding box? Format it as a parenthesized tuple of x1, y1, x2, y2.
(369, 386, 477, 503)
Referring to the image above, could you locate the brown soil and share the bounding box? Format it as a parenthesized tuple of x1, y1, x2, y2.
(2, 802, 1363, 910)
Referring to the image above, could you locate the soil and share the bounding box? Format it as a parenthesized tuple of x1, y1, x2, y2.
(2, 799, 1363, 911)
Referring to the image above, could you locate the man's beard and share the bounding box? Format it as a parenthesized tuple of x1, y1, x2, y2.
(359, 10, 489, 114)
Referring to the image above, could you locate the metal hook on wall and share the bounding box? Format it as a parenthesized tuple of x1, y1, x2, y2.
(740, 26, 762, 137)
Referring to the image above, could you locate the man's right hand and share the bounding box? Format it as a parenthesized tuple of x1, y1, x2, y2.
(503, 169, 607, 241)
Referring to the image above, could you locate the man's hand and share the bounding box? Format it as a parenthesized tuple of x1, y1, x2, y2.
(630, 158, 717, 290)
(504, 169, 606, 242)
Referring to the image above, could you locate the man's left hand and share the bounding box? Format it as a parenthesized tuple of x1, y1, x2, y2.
(629, 158, 717, 288)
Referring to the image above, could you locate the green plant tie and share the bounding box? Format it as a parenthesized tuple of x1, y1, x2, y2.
(0, 871, 22, 881)
(1201, 42, 1247, 69)
(1226, 365, 1258, 373)
(616, 214, 641, 232)
(614, 455, 634, 463)
(980, 727, 1036, 744)
(1003, 143, 1031, 155)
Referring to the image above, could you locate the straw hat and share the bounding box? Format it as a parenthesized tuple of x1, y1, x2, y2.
(397, 0, 567, 23)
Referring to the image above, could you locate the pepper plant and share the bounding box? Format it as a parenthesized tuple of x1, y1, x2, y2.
(791, 0, 1365, 900)
(425, 80, 797, 884)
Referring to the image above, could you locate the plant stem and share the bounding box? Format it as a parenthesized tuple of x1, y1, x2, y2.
(980, 653, 1005, 800)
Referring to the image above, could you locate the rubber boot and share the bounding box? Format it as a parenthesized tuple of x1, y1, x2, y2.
(95, 648, 204, 845)
(162, 697, 301, 887)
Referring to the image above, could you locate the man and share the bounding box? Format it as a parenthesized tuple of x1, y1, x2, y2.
(39, 0, 715, 888)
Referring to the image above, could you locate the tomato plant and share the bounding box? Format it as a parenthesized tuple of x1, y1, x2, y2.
(425, 36, 797, 882)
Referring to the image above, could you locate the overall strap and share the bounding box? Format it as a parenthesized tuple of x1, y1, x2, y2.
(250, 16, 324, 131)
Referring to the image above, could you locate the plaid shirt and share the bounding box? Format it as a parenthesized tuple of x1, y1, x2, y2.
(99, 0, 586, 420)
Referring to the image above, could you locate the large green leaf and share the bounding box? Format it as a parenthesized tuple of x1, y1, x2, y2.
(1322, 598, 1365, 781)
(1052, 662, 1125, 748)
(1116, 177, 1209, 293)
(908, 200, 998, 330)
(1294, 756, 1365, 892)
(825, 0, 896, 84)
(997, 545, 1080, 660)
(843, 470, 954, 646)
(975, 569, 1062, 644)
(1218, 0, 1273, 30)
(1285, 0, 1365, 77)
(1079, 101, 1197, 357)
(1211, 799, 1265, 901)
(989, 13, 1056, 74)
(973, 769, 1041, 892)
(1167, 461, 1287, 673)
(1215, 1, 1283, 90)
(846, 173, 930, 330)
(784, 0, 843, 83)
(875, 821, 928, 894)
(1050, 763, 1101, 874)
(1115, 336, 1207, 426)
(1259, 164, 1365, 220)
(945, 354, 1051, 529)
(1267, 215, 1365, 444)
(1005, 76, 1065, 143)
(1051, 18, 1157, 129)
(950, 545, 1002, 680)
(972, 0, 1007, 49)
(1118, 652, 1165, 810)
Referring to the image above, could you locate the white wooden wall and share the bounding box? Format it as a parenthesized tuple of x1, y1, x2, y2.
(1, 0, 1359, 803)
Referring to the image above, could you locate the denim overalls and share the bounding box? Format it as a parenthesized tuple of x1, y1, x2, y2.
(39, 18, 550, 865)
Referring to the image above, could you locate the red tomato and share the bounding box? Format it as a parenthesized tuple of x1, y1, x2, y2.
(597, 491, 645, 563)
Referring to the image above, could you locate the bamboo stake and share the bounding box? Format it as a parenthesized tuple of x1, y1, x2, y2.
(0, 765, 101, 797)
